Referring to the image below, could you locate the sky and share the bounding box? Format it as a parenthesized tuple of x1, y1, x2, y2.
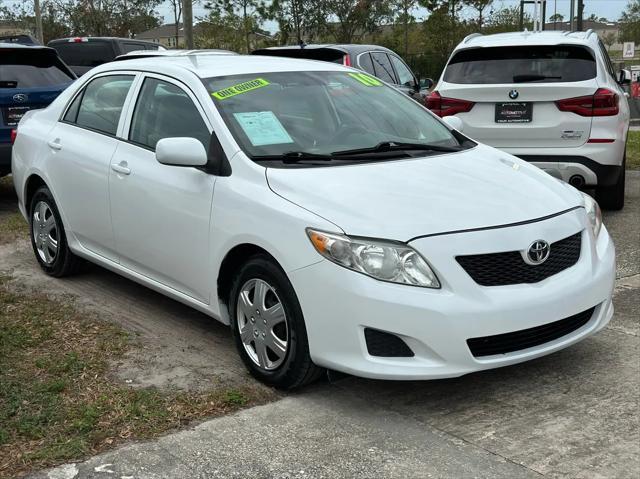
(154, 0, 631, 33)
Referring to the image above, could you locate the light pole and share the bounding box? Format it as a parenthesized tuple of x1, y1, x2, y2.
(34, 0, 44, 44)
(183, 0, 194, 49)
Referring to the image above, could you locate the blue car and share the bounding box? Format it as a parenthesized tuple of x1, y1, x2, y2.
(1, 44, 75, 176)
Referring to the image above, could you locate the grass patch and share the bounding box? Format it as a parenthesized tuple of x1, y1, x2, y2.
(628, 130, 640, 170)
(0, 211, 28, 245)
(0, 278, 275, 478)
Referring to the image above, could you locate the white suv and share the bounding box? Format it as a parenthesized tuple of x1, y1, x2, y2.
(427, 30, 631, 210)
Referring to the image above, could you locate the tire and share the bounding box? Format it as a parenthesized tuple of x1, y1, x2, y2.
(29, 186, 80, 277)
(596, 157, 625, 211)
(229, 254, 323, 389)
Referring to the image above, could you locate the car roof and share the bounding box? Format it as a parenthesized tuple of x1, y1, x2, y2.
(99, 53, 350, 79)
(456, 30, 600, 50)
(254, 44, 393, 55)
(48, 37, 158, 44)
(114, 49, 235, 60)
(0, 43, 57, 52)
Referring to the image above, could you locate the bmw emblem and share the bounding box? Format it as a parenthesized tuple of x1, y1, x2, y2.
(525, 240, 550, 265)
(13, 93, 28, 103)
(508, 89, 519, 100)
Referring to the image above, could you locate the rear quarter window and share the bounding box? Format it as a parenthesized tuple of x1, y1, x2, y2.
(444, 45, 596, 84)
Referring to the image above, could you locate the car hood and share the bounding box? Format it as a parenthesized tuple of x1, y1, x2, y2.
(266, 145, 583, 241)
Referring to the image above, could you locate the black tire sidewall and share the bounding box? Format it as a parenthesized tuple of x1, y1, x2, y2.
(229, 255, 313, 388)
(29, 187, 72, 276)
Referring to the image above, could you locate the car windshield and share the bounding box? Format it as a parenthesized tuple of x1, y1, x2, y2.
(204, 71, 462, 161)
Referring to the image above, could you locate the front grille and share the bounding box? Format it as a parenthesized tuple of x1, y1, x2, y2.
(456, 232, 582, 286)
(364, 328, 414, 357)
(467, 307, 595, 357)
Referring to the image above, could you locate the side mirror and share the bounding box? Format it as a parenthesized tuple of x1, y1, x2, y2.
(156, 137, 208, 167)
(419, 78, 434, 90)
(618, 69, 632, 85)
(443, 115, 463, 132)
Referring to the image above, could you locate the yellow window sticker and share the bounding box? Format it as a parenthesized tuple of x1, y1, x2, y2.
(212, 78, 270, 100)
(348, 72, 382, 86)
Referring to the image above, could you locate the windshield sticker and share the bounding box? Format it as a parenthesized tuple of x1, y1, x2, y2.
(348, 72, 382, 86)
(212, 78, 270, 100)
(233, 111, 294, 147)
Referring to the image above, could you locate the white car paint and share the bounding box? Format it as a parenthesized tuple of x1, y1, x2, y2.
(12, 54, 615, 381)
(431, 30, 629, 192)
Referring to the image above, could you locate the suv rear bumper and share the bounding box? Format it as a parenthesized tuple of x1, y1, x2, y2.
(516, 155, 623, 187)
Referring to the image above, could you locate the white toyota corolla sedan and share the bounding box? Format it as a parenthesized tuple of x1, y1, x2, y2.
(12, 54, 615, 389)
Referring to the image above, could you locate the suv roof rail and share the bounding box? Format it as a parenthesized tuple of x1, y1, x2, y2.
(585, 28, 595, 38)
(463, 33, 482, 44)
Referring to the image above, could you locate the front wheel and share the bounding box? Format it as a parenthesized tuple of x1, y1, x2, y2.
(229, 255, 323, 389)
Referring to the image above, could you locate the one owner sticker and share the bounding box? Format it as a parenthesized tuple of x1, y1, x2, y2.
(212, 78, 270, 100)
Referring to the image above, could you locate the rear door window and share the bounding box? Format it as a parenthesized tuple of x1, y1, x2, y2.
(444, 45, 597, 84)
(52, 41, 115, 67)
(371, 52, 397, 84)
(74, 75, 134, 135)
(0, 50, 74, 87)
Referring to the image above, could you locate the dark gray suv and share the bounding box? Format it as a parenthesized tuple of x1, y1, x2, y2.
(252, 44, 432, 101)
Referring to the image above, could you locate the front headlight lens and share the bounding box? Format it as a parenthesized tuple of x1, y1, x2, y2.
(306, 229, 440, 288)
(581, 192, 602, 237)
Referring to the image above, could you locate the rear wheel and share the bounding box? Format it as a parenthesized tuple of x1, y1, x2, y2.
(229, 254, 323, 389)
(29, 186, 79, 277)
(595, 156, 625, 211)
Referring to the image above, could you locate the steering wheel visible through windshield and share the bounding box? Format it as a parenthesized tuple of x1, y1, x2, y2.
(204, 71, 466, 163)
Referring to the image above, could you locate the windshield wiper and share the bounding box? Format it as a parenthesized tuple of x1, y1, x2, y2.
(251, 151, 333, 163)
(332, 141, 461, 156)
(513, 74, 562, 83)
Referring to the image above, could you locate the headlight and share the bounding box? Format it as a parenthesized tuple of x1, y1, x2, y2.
(306, 229, 440, 288)
(581, 192, 602, 237)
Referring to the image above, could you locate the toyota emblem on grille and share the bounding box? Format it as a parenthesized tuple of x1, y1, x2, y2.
(525, 240, 550, 265)
(13, 93, 28, 103)
(508, 89, 519, 100)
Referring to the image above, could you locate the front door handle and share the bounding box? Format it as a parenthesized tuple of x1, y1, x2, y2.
(111, 162, 131, 175)
(47, 139, 62, 151)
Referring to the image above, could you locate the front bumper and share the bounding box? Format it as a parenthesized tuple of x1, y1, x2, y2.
(290, 208, 615, 380)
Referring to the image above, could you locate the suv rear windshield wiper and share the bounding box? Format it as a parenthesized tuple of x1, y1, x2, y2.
(513, 74, 562, 83)
(332, 141, 462, 156)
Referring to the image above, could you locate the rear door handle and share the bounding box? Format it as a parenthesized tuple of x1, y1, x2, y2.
(111, 162, 131, 175)
(47, 139, 62, 151)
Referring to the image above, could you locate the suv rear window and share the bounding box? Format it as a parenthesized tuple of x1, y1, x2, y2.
(52, 42, 114, 67)
(444, 45, 596, 84)
(0, 49, 74, 88)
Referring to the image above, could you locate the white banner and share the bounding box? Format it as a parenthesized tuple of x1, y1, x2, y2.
(623, 42, 635, 59)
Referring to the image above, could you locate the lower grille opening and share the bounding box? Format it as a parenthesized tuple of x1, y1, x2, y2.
(364, 328, 414, 357)
(467, 307, 596, 358)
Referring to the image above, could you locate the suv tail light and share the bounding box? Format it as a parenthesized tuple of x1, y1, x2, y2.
(555, 88, 619, 117)
(425, 91, 475, 117)
(10, 129, 17, 144)
(343, 54, 351, 67)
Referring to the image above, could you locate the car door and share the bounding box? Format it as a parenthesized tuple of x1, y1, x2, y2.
(45, 73, 136, 261)
(109, 74, 215, 303)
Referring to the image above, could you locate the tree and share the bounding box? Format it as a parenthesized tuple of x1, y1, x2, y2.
(261, 0, 325, 45)
(0, 0, 70, 42)
(485, 6, 531, 34)
(620, 0, 640, 45)
(602, 31, 617, 51)
(549, 13, 564, 23)
(321, 0, 391, 43)
(206, 0, 263, 53)
(466, 0, 493, 30)
(391, 0, 419, 56)
(168, 0, 183, 47)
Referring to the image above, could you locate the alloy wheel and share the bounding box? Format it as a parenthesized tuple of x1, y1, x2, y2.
(32, 201, 59, 265)
(236, 278, 289, 370)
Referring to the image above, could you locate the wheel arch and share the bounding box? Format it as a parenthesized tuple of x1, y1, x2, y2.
(217, 243, 283, 323)
(24, 173, 48, 214)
